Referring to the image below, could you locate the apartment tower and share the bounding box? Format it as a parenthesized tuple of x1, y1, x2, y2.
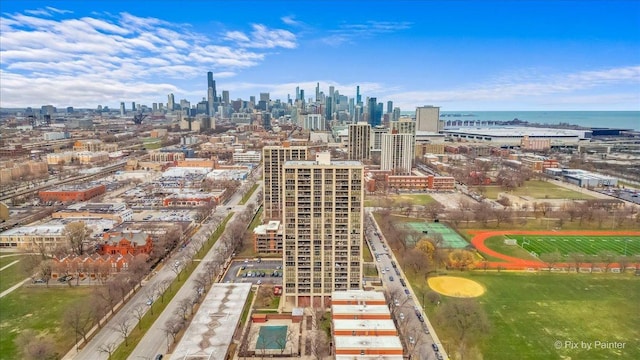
(282, 152, 364, 308)
(380, 132, 414, 175)
(347, 122, 371, 161)
(415, 105, 441, 132)
(262, 145, 308, 220)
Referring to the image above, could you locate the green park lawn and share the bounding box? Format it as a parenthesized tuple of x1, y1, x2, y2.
(0, 286, 93, 360)
(364, 193, 435, 207)
(0, 261, 25, 293)
(476, 180, 595, 200)
(416, 272, 640, 360)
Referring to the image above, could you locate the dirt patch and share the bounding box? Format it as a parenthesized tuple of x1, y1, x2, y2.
(428, 276, 485, 298)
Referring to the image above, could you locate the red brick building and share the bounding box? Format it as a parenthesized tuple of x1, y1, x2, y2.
(99, 231, 153, 256)
(39, 184, 106, 203)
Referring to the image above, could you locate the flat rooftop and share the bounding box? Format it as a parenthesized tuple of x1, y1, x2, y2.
(171, 283, 252, 360)
(284, 160, 363, 167)
(333, 319, 397, 331)
(332, 304, 390, 315)
(332, 290, 386, 302)
(334, 335, 403, 350)
(442, 126, 591, 138)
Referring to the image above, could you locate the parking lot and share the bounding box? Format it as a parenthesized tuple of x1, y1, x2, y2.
(222, 259, 283, 285)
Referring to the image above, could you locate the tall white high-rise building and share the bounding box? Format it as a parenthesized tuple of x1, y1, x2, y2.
(380, 133, 414, 175)
(348, 122, 371, 160)
(415, 105, 441, 132)
(282, 152, 364, 307)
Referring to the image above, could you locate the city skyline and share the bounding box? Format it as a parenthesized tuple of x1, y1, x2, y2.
(1, 0, 639, 111)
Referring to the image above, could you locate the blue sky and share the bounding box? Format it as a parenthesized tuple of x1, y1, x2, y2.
(1, 0, 639, 111)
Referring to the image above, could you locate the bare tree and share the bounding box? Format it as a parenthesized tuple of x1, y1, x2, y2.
(143, 282, 158, 314)
(38, 259, 54, 287)
(131, 304, 147, 329)
(16, 330, 57, 360)
(568, 252, 585, 273)
(170, 256, 185, 280)
(308, 328, 330, 359)
(176, 298, 192, 320)
(598, 250, 617, 272)
(113, 317, 132, 346)
(63, 221, 92, 255)
(540, 251, 562, 271)
(163, 316, 185, 347)
(20, 254, 44, 282)
(97, 342, 117, 359)
(437, 298, 490, 360)
(157, 279, 171, 303)
(63, 303, 94, 346)
(193, 272, 208, 298)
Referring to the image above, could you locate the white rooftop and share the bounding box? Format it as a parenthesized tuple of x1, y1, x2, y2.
(332, 290, 386, 302)
(171, 283, 252, 360)
(333, 319, 397, 332)
(334, 336, 403, 350)
(443, 126, 591, 138)
(332, 304, 390, 316)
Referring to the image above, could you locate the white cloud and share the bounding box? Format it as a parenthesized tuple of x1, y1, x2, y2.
(281, 16, 303, 27)
(388, 65, 640, 110)
(0, 10, 297, 108)
(322, 20, 412, 45)
(224, 24, 297, 49)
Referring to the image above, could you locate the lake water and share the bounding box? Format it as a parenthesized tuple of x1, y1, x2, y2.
(438, 111, 639, 130)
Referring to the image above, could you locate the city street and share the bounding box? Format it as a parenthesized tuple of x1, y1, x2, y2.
(366, 209, 448, 360)
(65, 180, 262, 360)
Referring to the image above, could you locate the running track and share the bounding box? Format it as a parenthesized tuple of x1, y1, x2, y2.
(469, 230, 640, 270)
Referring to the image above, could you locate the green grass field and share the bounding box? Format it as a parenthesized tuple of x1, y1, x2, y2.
(364, 193, 435, 207)
(475, 180, 595, 200)
(0, 287, 92, 360)
(0, 261, 25, 293)
(509, 235, 640, 256)
(419, 273, 640, 360)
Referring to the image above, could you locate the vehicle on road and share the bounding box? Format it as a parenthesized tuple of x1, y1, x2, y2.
(389, 276, 394, 281)
(409, 336, 415, 344)
(399, 312, 405, 321)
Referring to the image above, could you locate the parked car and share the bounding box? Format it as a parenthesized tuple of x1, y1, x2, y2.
(388, 276, 394, 281)
(399, 312, 405, 321)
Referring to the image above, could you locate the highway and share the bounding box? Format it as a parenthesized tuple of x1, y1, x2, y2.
(365, 209, 448, 360)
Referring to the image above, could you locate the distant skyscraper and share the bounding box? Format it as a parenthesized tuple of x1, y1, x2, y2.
(367, 97, 382, 127)
(392, 107, 401, 122)
(387, 101, 393, 114)
(207, 72, 215, 116)
(222, 90, 230, 105)
(120, 102, 125, 116)
(381, 133, 414, 175)
(168, 93, 175, 111)
(295, 86, 300, 101)
(315, 82, 320, 102)
(131, 102, 136, 112)
(348, 122, 371, 160)
(356, 86, 361, 105)
(415, 105, 441, 132)
(282, 152, 364, 307)
(325, 97, 333, 120)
